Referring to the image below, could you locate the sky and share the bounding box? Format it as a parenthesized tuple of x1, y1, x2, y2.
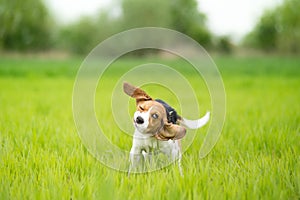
(45, 0, 282, 42)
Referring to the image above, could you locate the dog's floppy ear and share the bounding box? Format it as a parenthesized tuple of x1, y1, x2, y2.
(123, 82, 152, 103)
(156, 122, 186, 141)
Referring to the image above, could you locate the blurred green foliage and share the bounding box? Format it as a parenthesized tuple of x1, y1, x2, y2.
(169, 0, 211, 46)
(4, 0, 300, 54)
(57, 0, 212, 54)
(56, 10, 122, 54)
(0, 0, 214, 54)
(121, 0, 172, 28)
(215, 35, 233, 54)
(0, 0, 54, 51)
(243, 0, 300, 53)
(57, 17, 100, 54)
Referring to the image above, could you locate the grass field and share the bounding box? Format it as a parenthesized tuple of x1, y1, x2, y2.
(0, 55, 299, 199)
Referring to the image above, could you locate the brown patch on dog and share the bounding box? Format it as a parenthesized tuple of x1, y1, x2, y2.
(123, 82, 186, 140)
(155, 122, 186, 140)
(123, 82, 152, 104)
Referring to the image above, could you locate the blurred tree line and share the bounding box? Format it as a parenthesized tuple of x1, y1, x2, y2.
(0, 0, 53, 50)
(1, 0, 233, 54)
(243, 0, 300, 54)
(1, 0, 299, 54)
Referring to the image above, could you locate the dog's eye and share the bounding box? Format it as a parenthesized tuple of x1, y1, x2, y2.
(139, 106, 144, 111)
(152, 114, 158, 119)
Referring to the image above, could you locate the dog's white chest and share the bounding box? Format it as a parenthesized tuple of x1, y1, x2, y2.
(131, 130, 158, 153)
(131, 130, 180, 156)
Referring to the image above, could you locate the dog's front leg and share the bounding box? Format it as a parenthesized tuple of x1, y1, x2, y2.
(128, 146, 142, 176)
(170, 141, 184, 176)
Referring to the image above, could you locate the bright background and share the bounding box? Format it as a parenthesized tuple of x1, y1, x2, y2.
(45, 0, 282, 41)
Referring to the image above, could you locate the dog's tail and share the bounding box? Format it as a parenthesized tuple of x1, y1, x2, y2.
(179, 111, 210, 129)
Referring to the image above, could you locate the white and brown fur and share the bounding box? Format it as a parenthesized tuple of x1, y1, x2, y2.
(123, 82, 210, 175)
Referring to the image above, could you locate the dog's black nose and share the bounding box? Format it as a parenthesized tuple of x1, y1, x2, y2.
(136, 116, 144, 124)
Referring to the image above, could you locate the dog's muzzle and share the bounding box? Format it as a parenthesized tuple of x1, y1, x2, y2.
(136, 116, 144, 124)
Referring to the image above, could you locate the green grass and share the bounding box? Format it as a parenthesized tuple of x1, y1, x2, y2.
(0, 55, 299, 199)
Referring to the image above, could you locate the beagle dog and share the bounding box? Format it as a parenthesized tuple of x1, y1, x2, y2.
(123, 82, 210, 175)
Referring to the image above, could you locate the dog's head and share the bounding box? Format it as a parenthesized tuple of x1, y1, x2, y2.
(123, 82, 186, 140)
